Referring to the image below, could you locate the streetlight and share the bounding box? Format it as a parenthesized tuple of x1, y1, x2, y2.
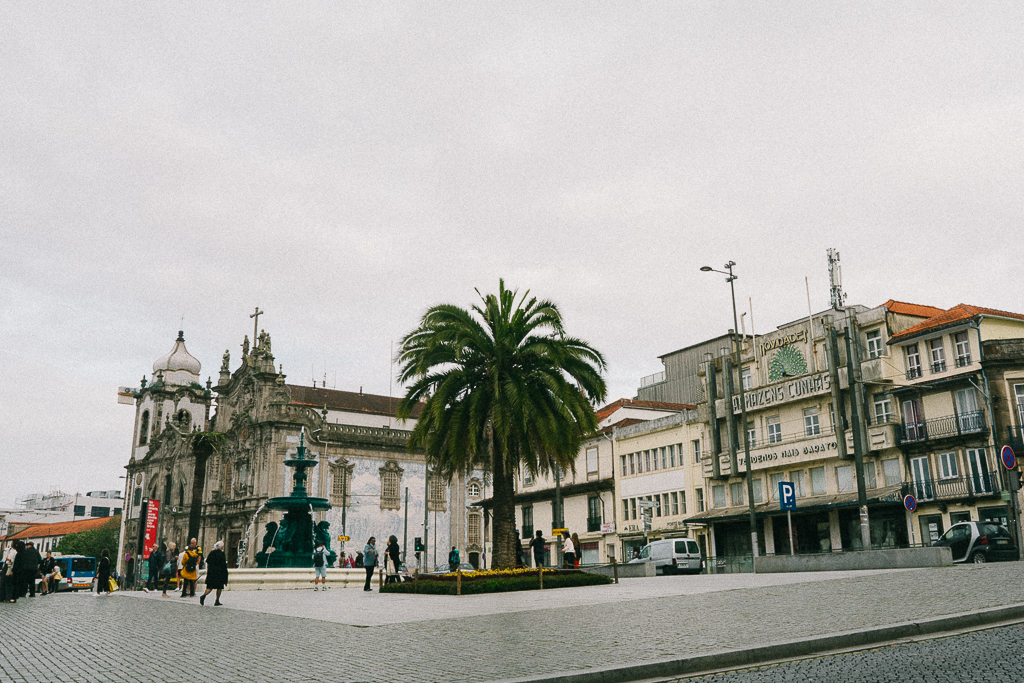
(700, 261, 759, 565)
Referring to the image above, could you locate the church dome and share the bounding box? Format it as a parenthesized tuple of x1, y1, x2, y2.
(153, 331, 202, 379)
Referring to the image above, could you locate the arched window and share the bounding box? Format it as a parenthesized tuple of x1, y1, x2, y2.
(467, 481, 481, 499)
(177, 410, 191, 429)
(139, 411, 150, 445)
(178, 483, 185, 507)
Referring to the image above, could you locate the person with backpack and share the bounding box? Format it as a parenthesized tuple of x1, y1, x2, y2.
(312, 542, 329, 591)
(179, 538, 202, 598)
(384, 536, 400, 585)
(448, 546, 460, 573)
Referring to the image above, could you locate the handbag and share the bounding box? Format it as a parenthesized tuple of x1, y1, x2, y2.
(162, 561, 173, 574)
(52, 568, 63, 581)
(108, 578, 119, 592)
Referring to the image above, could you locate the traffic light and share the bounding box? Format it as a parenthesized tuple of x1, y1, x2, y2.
(414, 537, 424, 552)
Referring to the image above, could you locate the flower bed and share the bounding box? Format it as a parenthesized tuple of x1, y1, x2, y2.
(380, 568, 612, 595)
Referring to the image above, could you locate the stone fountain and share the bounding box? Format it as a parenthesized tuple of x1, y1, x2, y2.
(254, 430, 337, 568)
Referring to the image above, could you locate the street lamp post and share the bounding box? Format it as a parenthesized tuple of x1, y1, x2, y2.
(701, 262, 759, 565)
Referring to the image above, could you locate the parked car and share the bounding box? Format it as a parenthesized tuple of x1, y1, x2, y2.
(932, 521, 1019, 564)
(628, 538, 703, 575)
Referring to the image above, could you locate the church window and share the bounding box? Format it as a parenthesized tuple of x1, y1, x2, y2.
(329, 459, 354, 508)
(222, 458, 232, 491)
(139, 411, 150, 445)
(379, 461, 404, 510)
(177, 410, 191, 429)
(428, 473, 448, 512)
(133, 488, 142, 506)
(467, 511, 482, 549)
(467, 481, 481, 499)
(178, 483, 185, 508)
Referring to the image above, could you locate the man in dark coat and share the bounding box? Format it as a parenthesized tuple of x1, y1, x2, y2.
(145, 545, 164, 592)
(19, 541, 41, 598)
(199, 540, 228, 606)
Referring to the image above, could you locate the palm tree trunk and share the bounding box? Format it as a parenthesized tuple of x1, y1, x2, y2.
(490, 443, 517, 569)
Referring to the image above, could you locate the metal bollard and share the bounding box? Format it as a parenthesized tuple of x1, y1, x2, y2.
(538, 567, 543, 590)
(378, 568, 383, 589)
(456, 567, 462, 596)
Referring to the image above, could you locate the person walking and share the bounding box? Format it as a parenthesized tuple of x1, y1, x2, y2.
(362, 537, 377, 591)
(95, 549, 113, 596)
(200, 541, 228, 606)
(530, 530, 546, 568)
(562, 532, 575, 569)
(124, 552, 135, 590)
(145, 544, 164, 592)
(161, 542, 178, 597)
(1, 541, 19, 603)
(571, 533, 582, 568)
(179, 538, 202, 598)
(384, 536, 400, 585)
(515, 530, 525, 568)
(448, 546, 460, 573)
(312, 542, 329, 591)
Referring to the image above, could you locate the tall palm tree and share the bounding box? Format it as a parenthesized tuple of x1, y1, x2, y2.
(396, 280, 607, 569)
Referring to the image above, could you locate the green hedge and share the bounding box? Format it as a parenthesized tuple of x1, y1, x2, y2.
(380, 570, 612, 595)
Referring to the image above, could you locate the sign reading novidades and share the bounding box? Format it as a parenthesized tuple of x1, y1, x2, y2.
(731, 371, 831, 413)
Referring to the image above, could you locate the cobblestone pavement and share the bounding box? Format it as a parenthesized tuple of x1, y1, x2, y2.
(672, 622, 1024, 683)
(1, 564, 1023, 683)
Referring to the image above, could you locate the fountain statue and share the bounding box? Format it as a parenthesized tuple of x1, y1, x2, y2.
(254, 429, 337, 568)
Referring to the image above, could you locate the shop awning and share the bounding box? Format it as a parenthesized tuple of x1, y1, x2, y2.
(683, 485, 904, 524)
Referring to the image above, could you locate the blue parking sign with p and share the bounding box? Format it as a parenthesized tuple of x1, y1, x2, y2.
(779, 481, 796, 510)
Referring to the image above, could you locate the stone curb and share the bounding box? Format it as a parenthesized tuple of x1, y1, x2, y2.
(498, 603, 1024, 683)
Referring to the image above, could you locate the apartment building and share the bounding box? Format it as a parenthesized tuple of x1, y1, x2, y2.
(887, 304, 1024, 546)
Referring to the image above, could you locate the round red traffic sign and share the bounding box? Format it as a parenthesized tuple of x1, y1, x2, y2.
(1001, 445, 1016, 470)
(903, 494, 917, 512)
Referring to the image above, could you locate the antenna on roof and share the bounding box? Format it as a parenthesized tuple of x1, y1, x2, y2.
(828, 248, 846, 311)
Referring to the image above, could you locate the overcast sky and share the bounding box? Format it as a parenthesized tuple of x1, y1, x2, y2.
(2, 4, 1022, 507)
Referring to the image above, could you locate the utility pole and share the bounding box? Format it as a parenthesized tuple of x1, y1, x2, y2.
(423, 466, 430, 574)
(403, 487, 409, 566)
(845, 310, 871, 551)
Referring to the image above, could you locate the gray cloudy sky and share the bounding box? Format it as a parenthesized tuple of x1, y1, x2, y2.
(2, 4, 1022, 507)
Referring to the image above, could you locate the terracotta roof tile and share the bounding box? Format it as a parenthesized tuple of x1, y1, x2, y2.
(3, 515, 117, 541)
(596, 398, 694, 422)
(882, 300, 945, 318)
(889, 304, 1024, 343)
(288, 385, 423, 419)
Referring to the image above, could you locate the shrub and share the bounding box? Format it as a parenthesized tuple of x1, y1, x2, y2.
(380, 569, 612, 595)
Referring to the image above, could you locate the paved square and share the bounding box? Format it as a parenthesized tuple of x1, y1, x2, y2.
(1, 565, 1021, 682)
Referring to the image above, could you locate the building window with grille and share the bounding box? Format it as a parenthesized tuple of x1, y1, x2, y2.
(671, 491, 679, 515)
(906, 344, 922, 379)
(330, 460, 353, 508)
(713, 485, 726, 508)
(865, 329, 883, 358)
(468, 512, 482, 549)
(426, 473, 448, 512)
(629, 453, 635, 475)
(379, 461, 404, 510)
(929, 338, 946, 373)
(622, 499, 629, 520)
(522, 504, 533, 538)
(938, 452, 958, 479)
(467, 481, 481, 499)
(621, 455, 627, 476)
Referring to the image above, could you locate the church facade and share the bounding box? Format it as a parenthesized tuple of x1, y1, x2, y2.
(118, 328, 489, 575)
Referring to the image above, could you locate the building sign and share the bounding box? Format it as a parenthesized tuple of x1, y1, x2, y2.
(738, 435, 839, 471)
(600, 523, 615, 534)
(732, 372, 831, 413)
(758, 329, 807, 358)
(141, 499, 160, 560)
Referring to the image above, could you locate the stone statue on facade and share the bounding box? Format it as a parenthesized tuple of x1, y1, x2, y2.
(241, 335, 250, 358)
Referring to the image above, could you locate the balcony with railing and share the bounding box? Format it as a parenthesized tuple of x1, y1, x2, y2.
(898, 410, 986, 444)
(902, 472, 1001, 501)
(955, 354, 972, 368)
(1008, 425, 1024, 454)
(931, 360, 947, 374)
(640, 371, 666, 388)
(587, 516, 602, 533)
(906, 365, 923, 380)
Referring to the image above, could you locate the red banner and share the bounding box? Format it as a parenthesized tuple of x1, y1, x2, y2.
(142, 499, 160, 559)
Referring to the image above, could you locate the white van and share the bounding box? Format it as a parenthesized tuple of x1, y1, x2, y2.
(628, 538, 703, 575)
